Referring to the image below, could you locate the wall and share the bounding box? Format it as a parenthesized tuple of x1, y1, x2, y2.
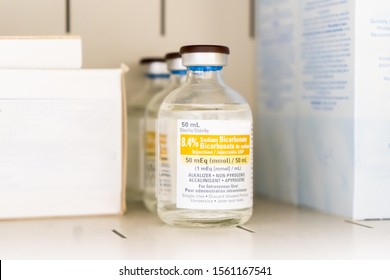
(0, 0, 255, 107)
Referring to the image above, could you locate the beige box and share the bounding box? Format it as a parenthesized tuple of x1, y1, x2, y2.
(0, 67, 127, 219)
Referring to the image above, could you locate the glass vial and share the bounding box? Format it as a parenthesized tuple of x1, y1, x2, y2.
(127, 58, 169, 203)
(157, 45, 253, 227)
(143, 52, 187, 212)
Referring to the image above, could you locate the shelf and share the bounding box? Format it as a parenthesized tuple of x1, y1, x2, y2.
(1, 197, 390, 259)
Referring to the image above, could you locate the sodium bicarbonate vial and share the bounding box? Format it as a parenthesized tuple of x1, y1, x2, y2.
(157, 45, 253, 227)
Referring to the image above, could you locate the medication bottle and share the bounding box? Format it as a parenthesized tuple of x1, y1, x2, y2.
(143, 52, 187, 212)
(127, 58, 169, 202)
(157, 45, 253, 227)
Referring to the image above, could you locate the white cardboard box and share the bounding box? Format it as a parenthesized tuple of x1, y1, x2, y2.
(0, 36, 82, 69)
(0, 67, 127, 219)
(256, 0, 390, 219)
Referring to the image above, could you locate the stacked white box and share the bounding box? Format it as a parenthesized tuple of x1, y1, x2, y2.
(256, 0, 390, 219)
(0, 36, 82, 68)
(0, 37, 127, 219)
(0, 69, 127, 219)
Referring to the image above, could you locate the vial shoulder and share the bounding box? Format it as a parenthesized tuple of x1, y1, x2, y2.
(146, 89, 168, 111)
(145, 83, 185, 114)
(158, 98, 253, 121)
(127, 90, 153, 108)
(162, 83, 249, 106)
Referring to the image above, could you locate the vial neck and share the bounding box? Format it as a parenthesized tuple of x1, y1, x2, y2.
(170, 70, 187, 86)
(143, 74, 170, 91)
(187, 66, 224, 84)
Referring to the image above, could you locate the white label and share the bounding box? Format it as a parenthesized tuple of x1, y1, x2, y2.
(176, 120, 253, 210)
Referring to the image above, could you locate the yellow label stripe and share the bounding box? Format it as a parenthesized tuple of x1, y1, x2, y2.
(180, 134, 250, 156)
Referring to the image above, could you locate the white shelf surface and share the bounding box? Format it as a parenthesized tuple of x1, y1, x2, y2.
(1, 197, 390, 259)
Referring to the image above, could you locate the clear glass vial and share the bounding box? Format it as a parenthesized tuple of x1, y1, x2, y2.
(143, 52, 187, 212)
(126, 58, 169, 203)
(157, 45, 253, 227)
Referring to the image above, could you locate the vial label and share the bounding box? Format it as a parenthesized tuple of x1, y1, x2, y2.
(145, 119, 157, 191)
(158, 128, 172, 203)
(138, 118, 145, 191)
(177, 120, 253, 210)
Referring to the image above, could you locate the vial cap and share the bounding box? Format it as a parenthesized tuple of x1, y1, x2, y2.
(180, 45, 230, 55)
(179, 45, 229, 66)
(165, 52, 181, 60)
(165, 52, 186, 71)
(139, 57, 169, 75)
(139, 57, 166, 64)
